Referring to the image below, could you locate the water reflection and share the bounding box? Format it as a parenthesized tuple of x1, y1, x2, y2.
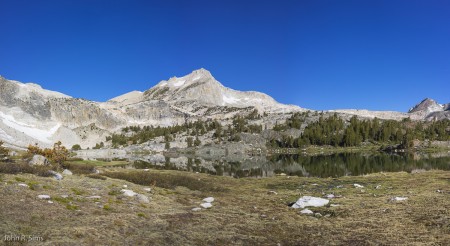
(119, 152, 450, 178)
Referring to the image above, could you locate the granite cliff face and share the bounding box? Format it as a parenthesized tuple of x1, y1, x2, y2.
(0, 69, 301, 148)
(0, 70, 448, 149)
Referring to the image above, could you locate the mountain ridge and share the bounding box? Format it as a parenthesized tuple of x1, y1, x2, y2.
(0, 70, 448, 149)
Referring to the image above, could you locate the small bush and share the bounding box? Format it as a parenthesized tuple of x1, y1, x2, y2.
(103, 204, 112, 211)
(0, 162, 53, 177)
(71, 144, 82, 151)
(62, 162, 96, 174)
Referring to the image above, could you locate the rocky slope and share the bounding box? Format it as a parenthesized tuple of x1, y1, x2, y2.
(0, 70, 448, 149)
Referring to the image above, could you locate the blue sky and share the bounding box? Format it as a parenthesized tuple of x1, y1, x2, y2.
(0, 0, 449, 111)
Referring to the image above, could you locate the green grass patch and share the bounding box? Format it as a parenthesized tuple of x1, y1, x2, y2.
(71, 188, 86, 195)
(66, 204, 79, 210)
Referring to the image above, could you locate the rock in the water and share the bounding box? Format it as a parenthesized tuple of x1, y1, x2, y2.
(192, 207, 202, 212)
(29, 155, 49, 166)
(62, 169, 73, 176)
(121, 189, 136, 197)
(354, 184, 364, 188)
(38, 195, 51, 200)
(136, 194, 150, 203)
(300, 209, 314, 214)
(291, 196, 329, 209)
(202, 197, 214, 203)
(200, 202, 212, 209)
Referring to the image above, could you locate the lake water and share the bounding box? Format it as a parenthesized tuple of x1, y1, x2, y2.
(106, 152, 450, 178)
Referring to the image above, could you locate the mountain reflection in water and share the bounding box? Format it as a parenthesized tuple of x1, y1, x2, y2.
(107, 152, 450, 178)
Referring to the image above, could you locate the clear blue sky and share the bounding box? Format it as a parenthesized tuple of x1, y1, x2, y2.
(1, 0, 449, 111)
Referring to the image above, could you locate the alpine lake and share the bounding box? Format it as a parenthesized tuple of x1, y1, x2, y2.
(100, 151, 450, 178)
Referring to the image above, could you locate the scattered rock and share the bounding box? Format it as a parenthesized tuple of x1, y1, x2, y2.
(300, 209, 314, 214)
(314, 213, 323, 218)
(143, 188, 152, 192)
(375, 185, 381, 189)
(192, 207, 202, 212)
(411, 169, 426, 174)
(390, 197, 408, 202)
(29, 155, 49, 166)
(354, 184, 364, 188)
(121, 189, 136, 197)
(62, 169, 73, 176)
(48, 201, 54, 204)
(291, 196, 329, 209)
(86, 196, 101, 199)
(18, 183, 29, 188)
(325, 194, 335, 199)
(200, 203, 212, 209)
(135, 194, 150, 203)
(61, 195, 69, 198)
(38, 195, 51, 200)
(267, 191, 278, 195)
(330, 204, 340, 207)
(49, 170, 63, 180)
(336, 185, 344, 188)
(202, 197, 214, 203)
(123, 185, 128, 188)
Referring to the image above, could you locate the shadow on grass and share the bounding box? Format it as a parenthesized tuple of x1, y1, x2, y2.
(102, 171, 228, 192)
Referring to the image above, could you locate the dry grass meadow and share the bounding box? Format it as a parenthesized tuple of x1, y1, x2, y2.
(0, 162, 449, 245)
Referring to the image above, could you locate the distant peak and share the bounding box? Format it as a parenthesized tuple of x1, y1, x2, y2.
(191, 68, 213, 78)
(409, 98, 443, 113)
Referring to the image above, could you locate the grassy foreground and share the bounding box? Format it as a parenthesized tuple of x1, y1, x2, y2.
(0, 166, 449, 245)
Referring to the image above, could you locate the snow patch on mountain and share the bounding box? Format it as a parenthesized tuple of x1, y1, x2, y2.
(222, 95, 240, 104)
(173, 80, 186, 87)
(0, 111, 60, 143)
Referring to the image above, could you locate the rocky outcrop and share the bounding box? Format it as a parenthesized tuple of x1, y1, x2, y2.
(29, 155, 49, 166)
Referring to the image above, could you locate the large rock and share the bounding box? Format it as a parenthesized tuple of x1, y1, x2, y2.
(29, 155, 49, 166)
(135, 194, 150, 203)
(291, 196, 329, 209)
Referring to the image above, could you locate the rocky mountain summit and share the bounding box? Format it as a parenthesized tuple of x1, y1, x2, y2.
(0, 69, 448, 149)
(408, 98, 450, 120)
